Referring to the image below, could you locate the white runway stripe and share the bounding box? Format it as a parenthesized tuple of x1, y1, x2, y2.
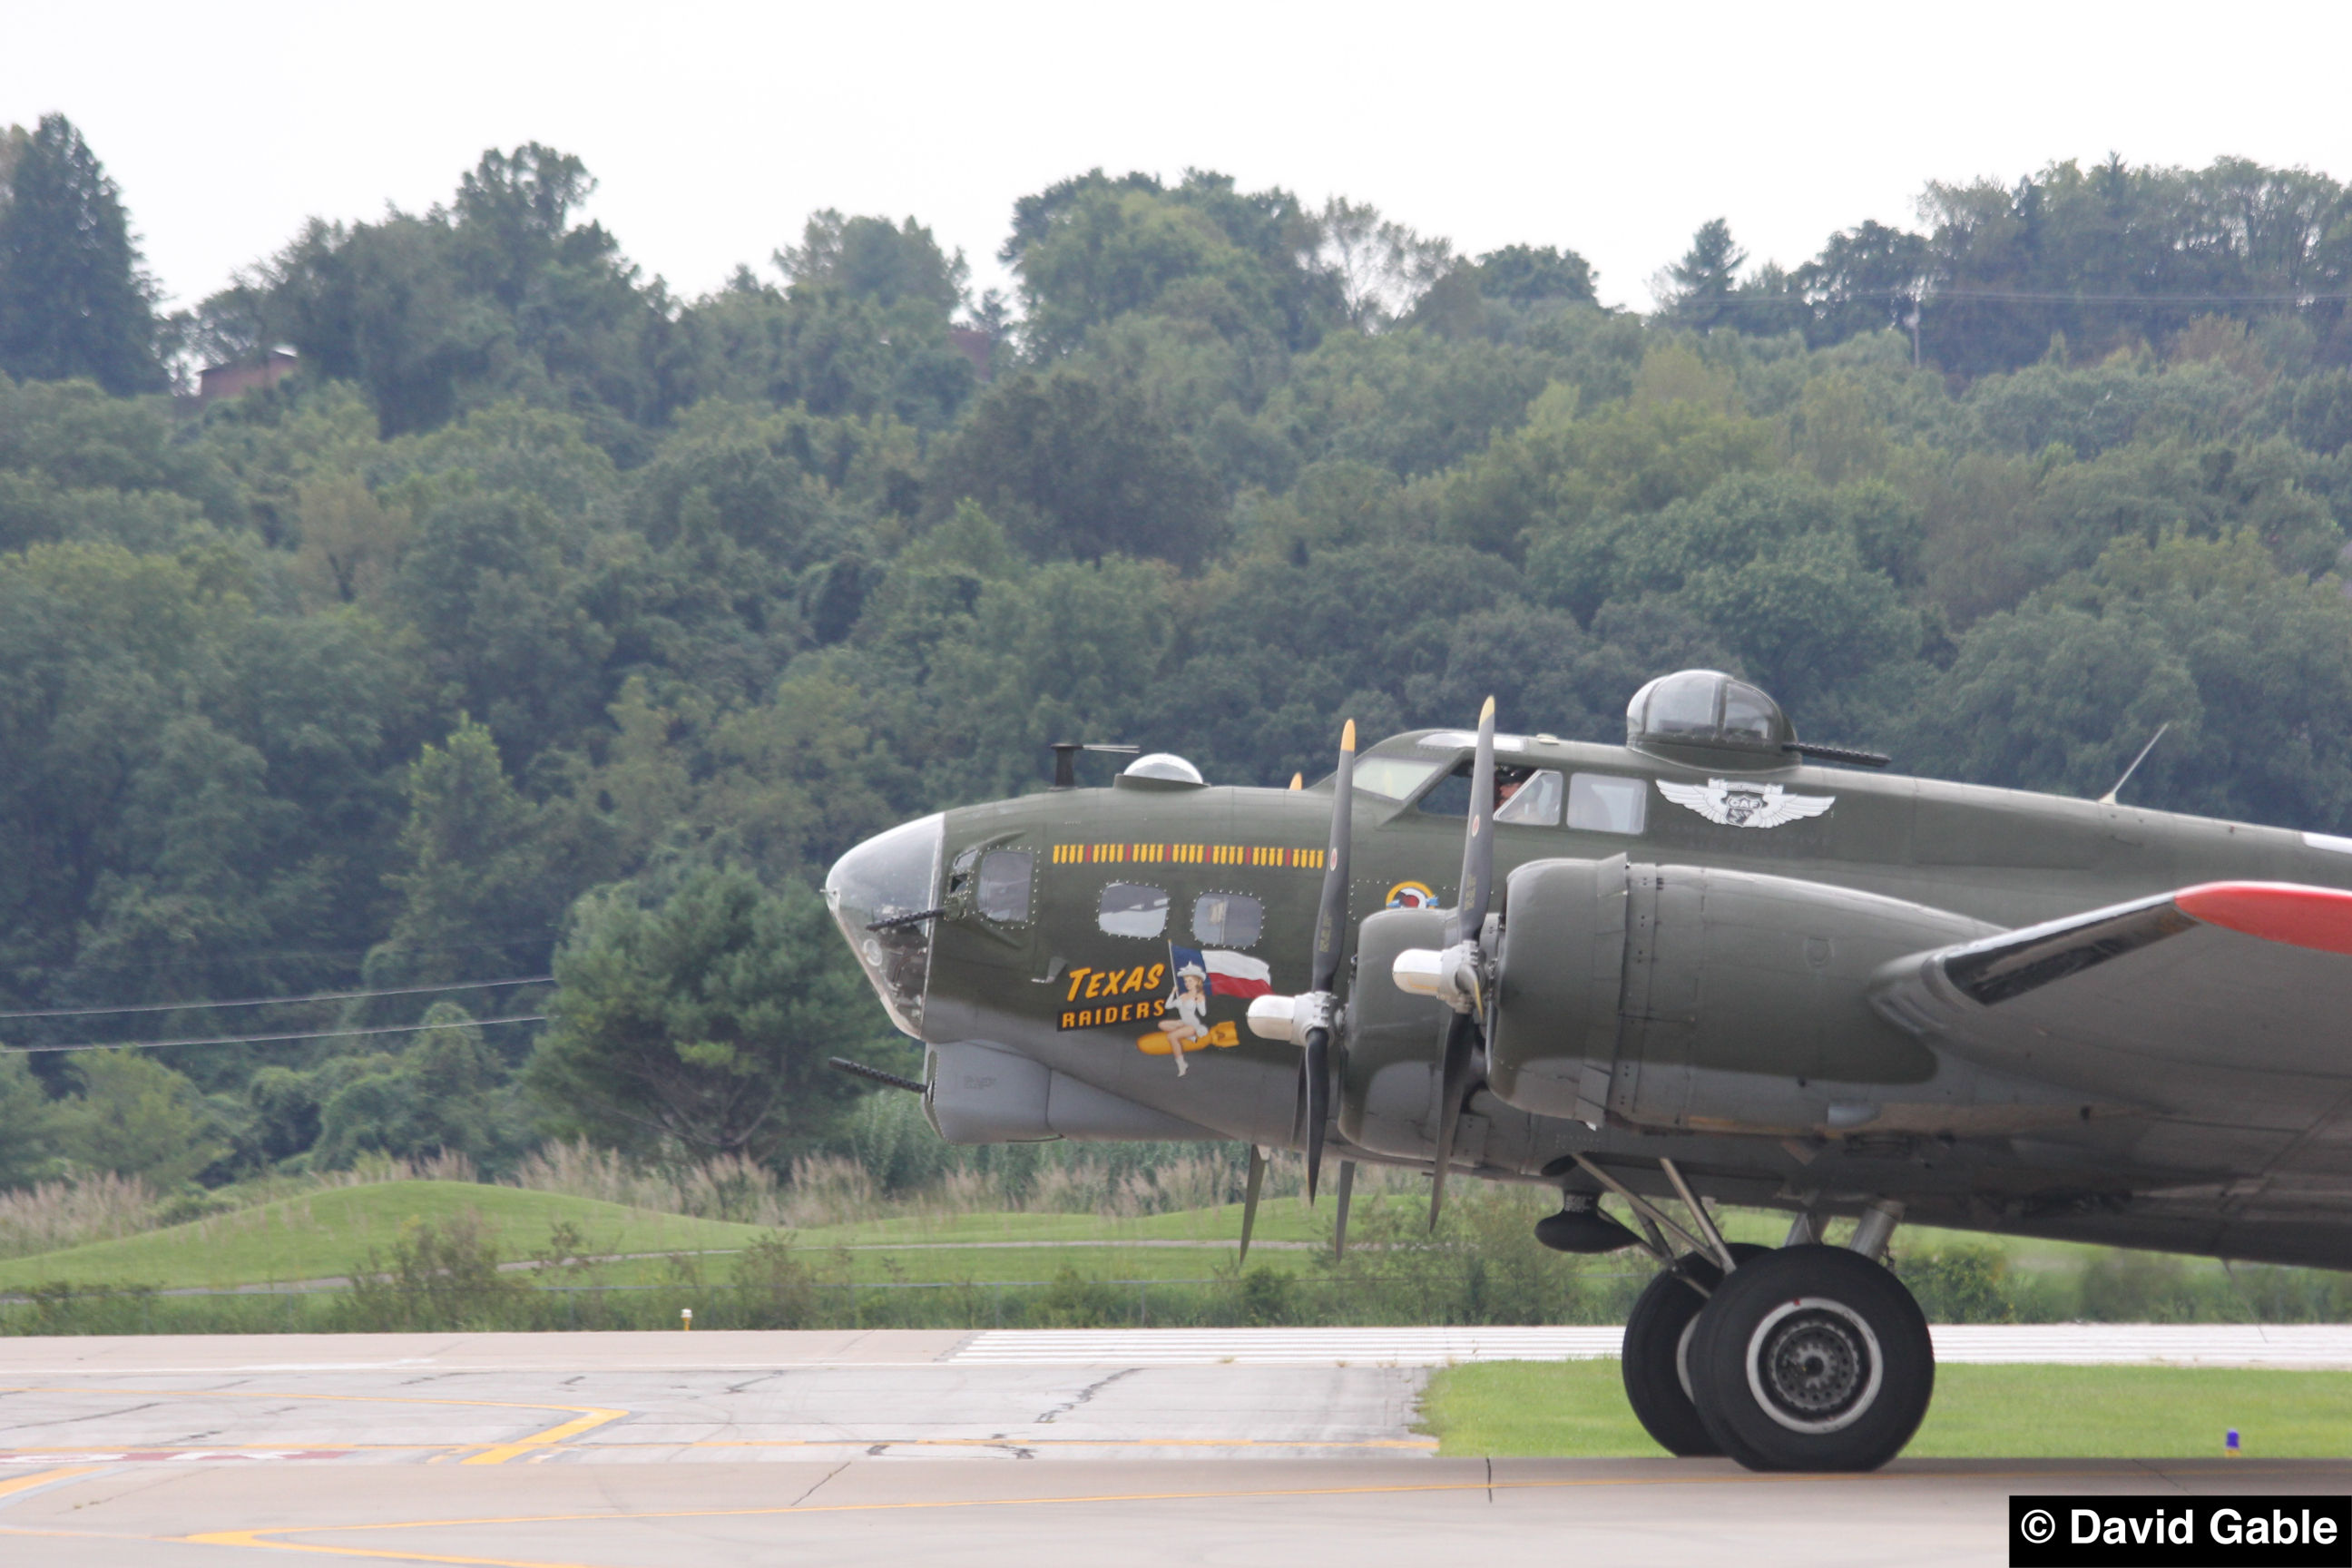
(951, 1325, 2352, 1367)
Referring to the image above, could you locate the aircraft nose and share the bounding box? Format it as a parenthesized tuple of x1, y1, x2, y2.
(824, 813, 945, 1038)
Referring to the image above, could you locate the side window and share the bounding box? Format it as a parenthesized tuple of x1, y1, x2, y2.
(1567, 773, 1647, 835)
(1495, 769, 1563, 827)
(1097, 882, 1169, 937)
(976, 849, 1034, 923)
(1191, 892, 1263, 947)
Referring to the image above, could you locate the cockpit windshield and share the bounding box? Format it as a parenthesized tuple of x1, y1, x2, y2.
(824, 813, 943, 1038)
(1350, 754, 1443, 800)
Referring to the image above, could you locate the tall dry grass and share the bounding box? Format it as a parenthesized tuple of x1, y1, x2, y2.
(0, 1171, 160, 1259)
(0, 1133, 1419, 1264)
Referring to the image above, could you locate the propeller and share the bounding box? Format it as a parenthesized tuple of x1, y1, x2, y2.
(1332, 1160, 1357, 1259)
(1300, 720, 1357, 1201)
(1395, 696, 1498, 1230)
(1243, 720, 1358, 1204)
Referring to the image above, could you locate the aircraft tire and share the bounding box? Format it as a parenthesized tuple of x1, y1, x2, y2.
(1685, 1244, 1934, 1473)
(1620, 1242, 1768, 1457)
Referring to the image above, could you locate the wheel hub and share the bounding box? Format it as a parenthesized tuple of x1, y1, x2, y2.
(1744, 1297, 1885, 1435)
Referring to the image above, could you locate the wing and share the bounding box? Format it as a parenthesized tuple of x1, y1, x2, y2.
(1748, 791, 1835, 828)
(1655, 779, 1729, 824)
(1874, 880, 2352, 1113)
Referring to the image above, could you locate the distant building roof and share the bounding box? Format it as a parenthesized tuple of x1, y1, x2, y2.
(198, 349, 298, 403)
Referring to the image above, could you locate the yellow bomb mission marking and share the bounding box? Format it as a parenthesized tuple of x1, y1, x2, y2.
(1049, 844, 1326, 867)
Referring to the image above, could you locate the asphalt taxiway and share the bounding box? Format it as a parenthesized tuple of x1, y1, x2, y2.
(0, 1330, 2342, 1565)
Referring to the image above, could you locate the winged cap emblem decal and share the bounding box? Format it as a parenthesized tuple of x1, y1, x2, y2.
(1657, 777, 1835, 828)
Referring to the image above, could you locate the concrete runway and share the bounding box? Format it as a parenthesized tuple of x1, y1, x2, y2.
(0, 1332, 2343, 1565)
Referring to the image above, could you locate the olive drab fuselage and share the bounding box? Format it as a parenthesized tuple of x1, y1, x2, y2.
(843, 727, 2352, 1271)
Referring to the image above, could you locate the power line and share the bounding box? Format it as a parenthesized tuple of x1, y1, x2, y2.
(25, 930, 562, 979)
(0, 975, 554, 1023)
(1928, 287, 2352, 305)
(0, 1015, 550, 1054)
(1663, 284, 2352, 313)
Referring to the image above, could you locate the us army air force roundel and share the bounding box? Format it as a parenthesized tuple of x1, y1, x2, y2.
(1656, 777, 1835, 828)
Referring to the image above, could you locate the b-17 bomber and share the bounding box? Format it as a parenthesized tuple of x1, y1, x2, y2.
(824, 668, 2352, 1472)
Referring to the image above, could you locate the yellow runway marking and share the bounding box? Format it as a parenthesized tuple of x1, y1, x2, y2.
(0, 1387, 627, 1466)
(458, 1409, 625, 1467)
(170, 1463, 2336, 1567)
(0, 1465, 105, 1501)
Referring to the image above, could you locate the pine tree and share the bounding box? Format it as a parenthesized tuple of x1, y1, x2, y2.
(0, 113, 165, 394)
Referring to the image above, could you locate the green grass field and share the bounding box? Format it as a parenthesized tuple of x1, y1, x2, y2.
(0, 1181, 1342, 1291)
(0, 1184, 776, 1290)
(1417, 1361, 2352, 1459)
(0, 1178, 2332, 1332)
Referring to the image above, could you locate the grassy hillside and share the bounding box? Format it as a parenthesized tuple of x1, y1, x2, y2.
(0, 1183, 775, 1290)
(0, 1181, 1360, 1292)
(0, 1177, 2337, 1330)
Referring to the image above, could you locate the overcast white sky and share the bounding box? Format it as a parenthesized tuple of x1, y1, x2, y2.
(6, 2, 2349, 318)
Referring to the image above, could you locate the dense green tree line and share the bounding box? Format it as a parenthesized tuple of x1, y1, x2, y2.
(3, 116, 2352, 1187)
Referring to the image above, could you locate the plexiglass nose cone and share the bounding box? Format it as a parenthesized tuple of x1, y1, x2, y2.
(824, 813, 944, 1038)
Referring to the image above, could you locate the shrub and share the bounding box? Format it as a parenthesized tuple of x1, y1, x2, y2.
(1894, 1243, 2017, 1323)
(730, 1231, 816, 1328)
(1036, 1267, 1124, 1327)
(333, 1210, 522, 1330)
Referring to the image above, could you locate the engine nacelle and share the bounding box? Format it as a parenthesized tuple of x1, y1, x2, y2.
(1487, 858, 1990, 1133)
(1335, 906, 1451, 1160)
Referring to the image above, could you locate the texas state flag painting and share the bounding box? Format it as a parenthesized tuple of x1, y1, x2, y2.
(1167, 943, 1274, 1000)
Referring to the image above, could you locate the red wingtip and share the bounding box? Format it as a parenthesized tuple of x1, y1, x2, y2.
(2175, 881, 2352, 957)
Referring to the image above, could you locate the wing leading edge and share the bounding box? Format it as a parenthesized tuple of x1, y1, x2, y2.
(1875, 881, 2352, 1116)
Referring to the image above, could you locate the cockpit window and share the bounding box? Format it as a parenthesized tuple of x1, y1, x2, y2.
(977, 850, 1034, 923)
(1567, 773, 1647, 835)
(1418, 761, 1562, 823)
(1097, 883, 1169, 938)
(1352, 756, 1442, 800)
(1494, 769, 1563, 827)
(1416, 766, 1474, 817)
(1191, 892, 1263, 947)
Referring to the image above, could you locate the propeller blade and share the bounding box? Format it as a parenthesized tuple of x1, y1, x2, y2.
(1426, 1009, 1476, 1230)
(1303, 1030, 1330, 1202)
(1448, 697, 1498, 948)
(1333, 1160, 1357, 1259)
(1303, 720, 1357, 1202)
(1239, 1144, 1267, 1266)
(1311, 720, 1357, 994)
(1426, 699, 1496, 1231)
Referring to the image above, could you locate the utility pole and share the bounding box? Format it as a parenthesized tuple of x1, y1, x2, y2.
(1906, 296, 1923, 368)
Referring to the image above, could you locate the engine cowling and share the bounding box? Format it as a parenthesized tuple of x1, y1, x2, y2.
(1336, 906, 1451, 1160)
(1486, 858, 1991, 1134)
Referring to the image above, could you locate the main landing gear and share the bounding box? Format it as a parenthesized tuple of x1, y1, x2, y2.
(1558, 1163, 1935, 1473)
